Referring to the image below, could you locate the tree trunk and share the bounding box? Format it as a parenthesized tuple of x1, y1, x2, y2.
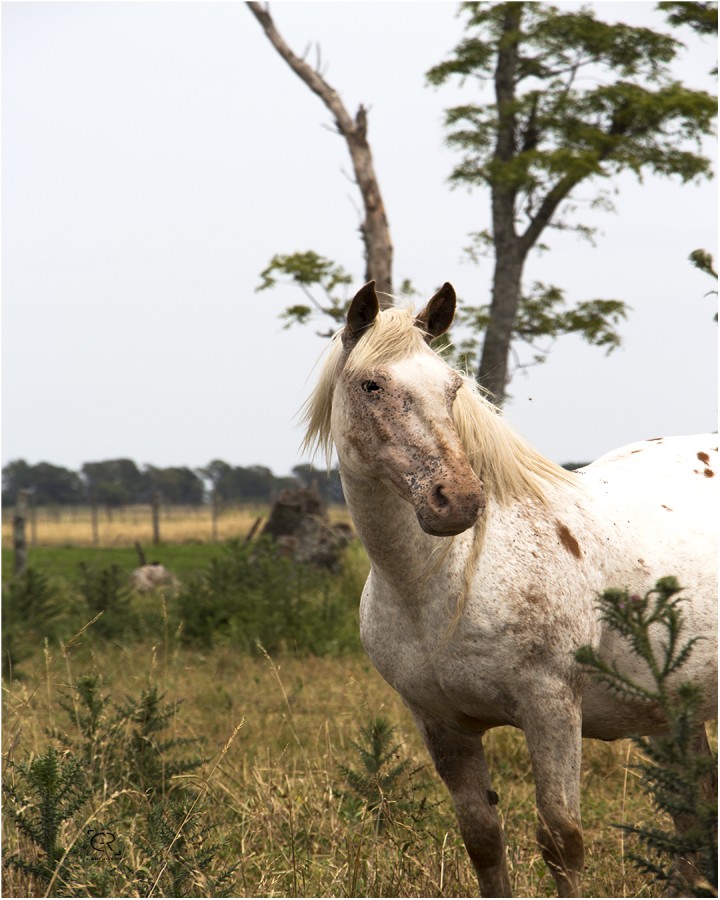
(478, 252, 523, 402)
(477, 3, 523, 405)
(247, 2, 394, 299)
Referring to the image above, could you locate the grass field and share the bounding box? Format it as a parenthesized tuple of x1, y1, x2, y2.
(2, 527, 713, 897)
(4, 636, 669, 898)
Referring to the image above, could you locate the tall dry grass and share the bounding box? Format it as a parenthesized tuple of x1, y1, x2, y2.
(1, 504, 352, 548)
(2, 633, 676, 898)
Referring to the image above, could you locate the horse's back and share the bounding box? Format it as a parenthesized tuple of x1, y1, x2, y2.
(577, 434, 717, 735)
(578, 434, 717, 534)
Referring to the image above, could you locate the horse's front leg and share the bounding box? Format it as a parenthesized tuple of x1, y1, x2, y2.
(520, 690, 584, 898)
(411, 708, 512, 898)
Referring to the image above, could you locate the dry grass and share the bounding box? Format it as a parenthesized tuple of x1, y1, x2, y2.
(2, 635, 680, 898)
(1, 504, 352, 549)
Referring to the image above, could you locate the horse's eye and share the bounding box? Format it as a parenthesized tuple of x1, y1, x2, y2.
(362, 380, 382, 394)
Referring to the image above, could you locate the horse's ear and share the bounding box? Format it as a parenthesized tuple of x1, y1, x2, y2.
(343, 281, 379, 349)
(415, 282, 456, 341)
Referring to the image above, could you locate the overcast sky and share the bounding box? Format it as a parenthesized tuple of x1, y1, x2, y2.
(3, 1, 717, 479)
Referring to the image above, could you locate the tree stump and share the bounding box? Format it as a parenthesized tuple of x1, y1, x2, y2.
(260, 483, 351, 570)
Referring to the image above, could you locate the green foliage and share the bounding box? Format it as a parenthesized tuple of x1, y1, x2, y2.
(133, 798, 239, 897)
(143, 465, 205, 504)
(199, 459, 295, 503)
(2, 460, 84, 506)
(76, 561, 136, 641)
(256, 251, 354, 334)
(690, 248, 718, 279)
(82, 458, 146, 508)
(428, 3, 716, 207)
(1, 541, 366, 673)
(426, 2, 716, 397)
(576, 577, 718, 896)
(659, 2, 718, 38)
(3, 674, 231, 897)
(176, 538, 362, 655)
(451, 281, 628, 371)
(3, 747, 89, 888)
(51, 673, 206, 801)
(2, 567, 64, 677)
(338, 715, 430, 836)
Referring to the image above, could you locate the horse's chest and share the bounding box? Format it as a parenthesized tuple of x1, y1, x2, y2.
(359, 576, 513, 727)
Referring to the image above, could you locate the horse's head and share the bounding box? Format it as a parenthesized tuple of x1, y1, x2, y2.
(331, 281, 486, 537)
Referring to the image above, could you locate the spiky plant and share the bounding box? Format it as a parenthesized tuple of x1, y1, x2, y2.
(576, 577, 717, 897)
(338, 715, 419, 835)
(3, 747, 89, 891)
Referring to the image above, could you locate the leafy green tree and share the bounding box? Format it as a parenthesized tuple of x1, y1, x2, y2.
(426, 1, 717, 402)
(660, 1, 718, 39)
(199, 461, 292, 504)
(143, 465, 204, 505)
(1, 459, 33, 506)
(81, 459, 145, 507)
(2, 460, 84, 506)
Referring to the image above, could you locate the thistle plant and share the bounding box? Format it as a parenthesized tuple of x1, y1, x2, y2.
(3, 747, 89, 890)
(576, 577, 717, 897)
(338, 715, 421, 835)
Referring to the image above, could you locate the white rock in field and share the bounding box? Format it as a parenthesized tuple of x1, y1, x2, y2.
(130, 563, 179, 593)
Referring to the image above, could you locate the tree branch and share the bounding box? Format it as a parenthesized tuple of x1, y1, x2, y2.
(246, 2, 394, 299)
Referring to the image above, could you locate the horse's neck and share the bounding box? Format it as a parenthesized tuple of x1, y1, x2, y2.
(340, 467, 460, 590)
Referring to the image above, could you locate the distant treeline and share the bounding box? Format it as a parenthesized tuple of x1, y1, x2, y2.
(2, 459, 343, 507)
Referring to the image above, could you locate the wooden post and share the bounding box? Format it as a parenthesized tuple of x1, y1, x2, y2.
(211, 490, 220, 542)
(91, 499, 99, 546)
(29, 493, 37, 547)
(13, 489, 30, 576)
(152, 492, 161, 546)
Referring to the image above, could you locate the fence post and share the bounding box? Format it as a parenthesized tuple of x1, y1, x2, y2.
(91, 498, 99, 545)
(13, 489, 30, 576)
(211, 490, 220, 542)
(152, 492, 161, 546)
(29, 493, 37, 547)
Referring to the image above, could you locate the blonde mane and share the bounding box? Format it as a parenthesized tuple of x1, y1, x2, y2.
(303, 306, 577, 505)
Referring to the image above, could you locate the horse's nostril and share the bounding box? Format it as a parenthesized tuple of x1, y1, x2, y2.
(433, 484, 449, 509)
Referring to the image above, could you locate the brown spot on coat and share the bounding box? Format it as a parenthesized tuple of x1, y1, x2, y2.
(556, 521, 582, 559)
(704, 468, 714, 478)
(697, 451, 710, 465)
(661, 504, 673, 511)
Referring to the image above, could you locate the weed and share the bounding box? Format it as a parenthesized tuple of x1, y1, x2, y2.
(2, 567, 65, 677)
(576, 577, 718, 897)
(3, 747, 90, 890)
(338, 714, 433, 836)
(76, 561, 136, 640)
(177, 538, 361, 655)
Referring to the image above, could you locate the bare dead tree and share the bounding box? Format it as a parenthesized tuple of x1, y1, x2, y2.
(247, 2, 394, 301)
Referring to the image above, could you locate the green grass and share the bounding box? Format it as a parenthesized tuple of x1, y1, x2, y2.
(2, 543, 225, 585)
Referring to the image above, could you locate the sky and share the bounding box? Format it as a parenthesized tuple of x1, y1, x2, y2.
(3, 1, 717, 479)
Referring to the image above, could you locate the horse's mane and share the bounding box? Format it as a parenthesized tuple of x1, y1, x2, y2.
(302, 306, 577, 505)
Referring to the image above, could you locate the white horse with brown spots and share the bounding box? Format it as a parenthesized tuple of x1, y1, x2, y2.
(304, 281, 717, 897)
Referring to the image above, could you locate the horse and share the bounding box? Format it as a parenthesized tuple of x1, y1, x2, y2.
(303, 280, 718, 897)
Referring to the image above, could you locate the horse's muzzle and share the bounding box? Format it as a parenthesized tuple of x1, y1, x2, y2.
(414, 480, 486, 536)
